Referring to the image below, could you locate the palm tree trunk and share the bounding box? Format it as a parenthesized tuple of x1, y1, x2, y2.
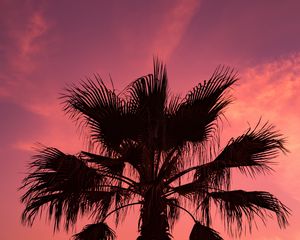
(137, 186, 171, 240)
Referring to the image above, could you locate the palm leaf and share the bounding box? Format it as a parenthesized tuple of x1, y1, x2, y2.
(157, 148, 181, 182)
(119, 142, 145, 179)
(166, 198, 180, 230)
(165, 66, 237, 150)
(20, 146, 109, 230)
(170, 181, 208, 200)
(189, 221, 223, 240)
(128, 58, 168, 117)
(80, 151, 125, 174)
(73, 222, 115, 240)
(62, 77, 135, 152)
(206, 190, 290, 235)
(126, 58, 168, 150)
(112, 186, 137, 226)
(195, 122, 287, 189)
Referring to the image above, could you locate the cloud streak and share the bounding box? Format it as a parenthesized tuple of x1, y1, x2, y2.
(0, 2, 49, 104)
(12, 11, 48, 74)
(152, 0, 200, 59)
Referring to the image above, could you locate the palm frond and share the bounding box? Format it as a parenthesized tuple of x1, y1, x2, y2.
(119, 142, 145, 179)
(80, 151, 125, 174)
(128, 59, 168, 115)
(189, 221, 223, 240)
(170, 180, 208, 197)
(157, 148, 181, 182)
(86, 191, 115, 222)
(126, 59, 168, 149)
(195, 122, 287, 189)
(73, 222, 115, 240)
(20, 146, 109, 230)
(166, 198, 180, 230)
(165, 66, 237, 151)
(62, 77, 135, 152)
(112, 187, 137, 226)
(166, 94, 181, 115)
(207, 190, 290, 236)
(217, 122, 287, 173)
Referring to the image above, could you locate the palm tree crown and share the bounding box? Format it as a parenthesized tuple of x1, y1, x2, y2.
(20, 60, 290, 240)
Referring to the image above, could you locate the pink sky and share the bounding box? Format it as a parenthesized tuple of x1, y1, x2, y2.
(1, 0, 300, 239)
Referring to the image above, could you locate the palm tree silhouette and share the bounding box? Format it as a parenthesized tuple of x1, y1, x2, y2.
(20, 60, 290, 240)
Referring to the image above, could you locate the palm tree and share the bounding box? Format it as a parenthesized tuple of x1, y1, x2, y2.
(20, 60, 290, 240)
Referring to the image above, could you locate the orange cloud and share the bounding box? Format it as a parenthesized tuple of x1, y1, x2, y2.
(224, 53, 300, 203)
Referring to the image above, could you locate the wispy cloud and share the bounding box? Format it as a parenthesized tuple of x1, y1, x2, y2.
(0, 3, 55, 120)
(0, 2, 49, 102)
(152, 0, 200, 59)
(226, 53, 300, 201)
(11, 11, 48, 74)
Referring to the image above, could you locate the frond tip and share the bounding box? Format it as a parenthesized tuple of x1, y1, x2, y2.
(209, 190, 290, 235)
(189, 221, 223, 240)
(73, 222, 116, 240)
(20, 146, 105, 231)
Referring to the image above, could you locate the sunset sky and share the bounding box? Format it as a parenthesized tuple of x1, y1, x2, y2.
(1, 0, 300, 239)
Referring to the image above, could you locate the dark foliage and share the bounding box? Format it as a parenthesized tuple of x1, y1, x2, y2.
(20, 60, 290, 239)
(189, 222, 223, 240)
(72, 222, 115, 240)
